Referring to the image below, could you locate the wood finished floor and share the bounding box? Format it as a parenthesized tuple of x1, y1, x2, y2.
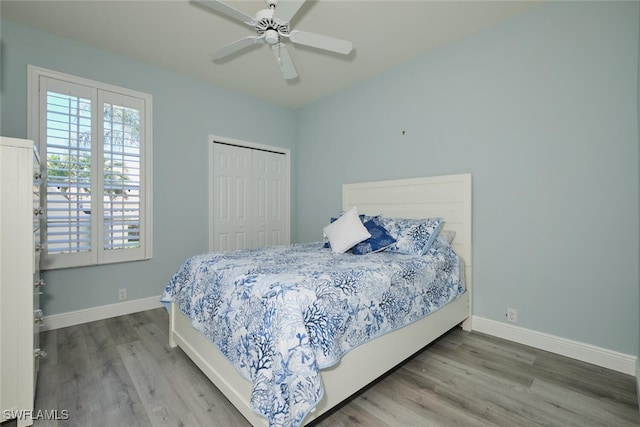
(26, 308, 639, 427)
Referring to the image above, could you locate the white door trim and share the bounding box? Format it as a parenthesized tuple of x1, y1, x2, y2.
(208, 135, 291, 252)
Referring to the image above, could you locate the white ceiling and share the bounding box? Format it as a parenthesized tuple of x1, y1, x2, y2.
(1, 0, 543, 109)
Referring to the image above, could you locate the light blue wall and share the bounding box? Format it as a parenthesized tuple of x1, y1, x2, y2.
(0, 19, 296, 316)
(296, 1, 640, 355)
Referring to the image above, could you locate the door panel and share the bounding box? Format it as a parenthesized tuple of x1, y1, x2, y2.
(213, 144, 253, 250)
(252, 149, 286, 247)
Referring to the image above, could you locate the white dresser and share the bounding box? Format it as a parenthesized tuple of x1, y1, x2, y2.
(0, 136, 45, 427)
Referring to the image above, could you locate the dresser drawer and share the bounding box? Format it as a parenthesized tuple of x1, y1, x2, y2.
(1, 137, 37, 423)
(34, 233, 42, 275)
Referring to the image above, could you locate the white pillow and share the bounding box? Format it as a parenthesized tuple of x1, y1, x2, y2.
(323, 207, 371, 254)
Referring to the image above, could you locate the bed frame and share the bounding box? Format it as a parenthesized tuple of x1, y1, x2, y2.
(168, 173, 472, 425)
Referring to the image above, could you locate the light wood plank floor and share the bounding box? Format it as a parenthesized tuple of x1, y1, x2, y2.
(22, 308, 639, 426)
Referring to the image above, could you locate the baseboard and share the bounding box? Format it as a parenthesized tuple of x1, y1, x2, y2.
(472, 316, 637, 376)
(42, 295, 163, 331)
(636, 357, 639, 409)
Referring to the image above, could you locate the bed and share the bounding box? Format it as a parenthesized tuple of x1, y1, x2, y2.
(163, 173, 472, 426)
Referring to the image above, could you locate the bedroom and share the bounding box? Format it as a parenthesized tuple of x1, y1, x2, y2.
(0, 0, 638, 426)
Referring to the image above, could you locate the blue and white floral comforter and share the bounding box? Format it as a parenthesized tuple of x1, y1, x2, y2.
(161, 240, 465, 427)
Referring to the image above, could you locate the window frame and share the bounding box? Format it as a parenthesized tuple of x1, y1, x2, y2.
(28, 65, 153, 270)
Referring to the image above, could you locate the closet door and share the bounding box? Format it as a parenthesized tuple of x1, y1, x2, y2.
(211, 141, 289, 252)
(212, 143, 252, 251)
(253, 149, 286, 247)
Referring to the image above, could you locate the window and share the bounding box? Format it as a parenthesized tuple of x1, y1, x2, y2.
(29, 66, 153, 269)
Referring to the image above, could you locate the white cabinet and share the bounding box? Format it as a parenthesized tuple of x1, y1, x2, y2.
(0, 137, 44, 427)
(211, 142, 289, 251)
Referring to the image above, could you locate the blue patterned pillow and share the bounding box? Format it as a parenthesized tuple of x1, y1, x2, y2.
(352, 218, 397, 255)
(381, 217, 444, 255)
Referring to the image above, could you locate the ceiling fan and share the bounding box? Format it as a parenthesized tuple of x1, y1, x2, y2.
(196, 0, 353, 80)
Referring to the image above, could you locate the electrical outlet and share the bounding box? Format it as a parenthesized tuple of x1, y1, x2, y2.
(118, 288, 127, 301)
(506, 308, 517, 323)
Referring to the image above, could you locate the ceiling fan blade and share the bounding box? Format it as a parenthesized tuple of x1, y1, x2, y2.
(195, 0, 255, 25)
(275, 0, 306, 23)
(211, 36, 263, 60)
(271, 44, 298, 80)
(289, 30, 353, 55)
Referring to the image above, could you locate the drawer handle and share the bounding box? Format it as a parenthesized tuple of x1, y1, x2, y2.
(34, 279, 46, 288)
(34, 349, 47, 359)
(34, 309, 44, 325)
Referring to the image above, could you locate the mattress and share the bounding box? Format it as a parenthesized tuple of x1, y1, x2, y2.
(161, 239, 465, 427)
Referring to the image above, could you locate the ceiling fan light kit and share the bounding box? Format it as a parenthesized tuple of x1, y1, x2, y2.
(197, 0, 353, 80)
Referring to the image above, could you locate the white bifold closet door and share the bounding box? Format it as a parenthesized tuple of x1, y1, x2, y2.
(212, 142, 288, 251)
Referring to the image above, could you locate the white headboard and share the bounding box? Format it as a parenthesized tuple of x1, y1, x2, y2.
(343, 174, 472, 304)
